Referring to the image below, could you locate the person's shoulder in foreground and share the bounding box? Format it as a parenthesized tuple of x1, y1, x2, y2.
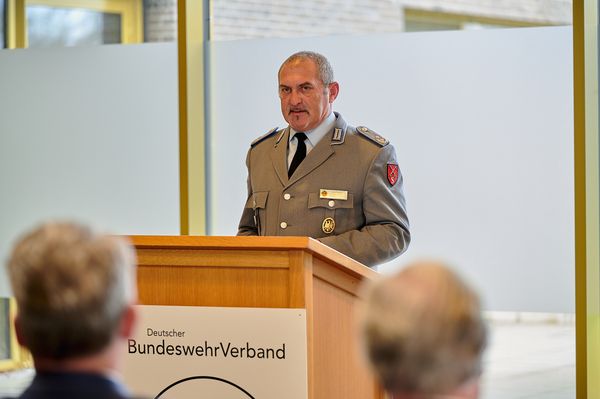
(17, 371, 130, 399)
(358, 260, 487, 399)
(6, 221, 139, 399)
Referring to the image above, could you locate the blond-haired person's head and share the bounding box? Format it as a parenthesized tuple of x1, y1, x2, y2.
(359, 261, 487, 399)
(7, 221, 137, 373)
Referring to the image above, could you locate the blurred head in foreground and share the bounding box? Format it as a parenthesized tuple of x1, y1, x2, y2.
(359, 261, 487, 399)
(7, 221, 137, 375)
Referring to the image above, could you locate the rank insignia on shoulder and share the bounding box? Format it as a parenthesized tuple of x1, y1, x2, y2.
(356, 126, 389, 146)
(251, 127, 279, 147)
(331, 127, 346, 145)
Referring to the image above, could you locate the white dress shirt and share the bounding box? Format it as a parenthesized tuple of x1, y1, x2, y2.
(287, 112, 337, 169)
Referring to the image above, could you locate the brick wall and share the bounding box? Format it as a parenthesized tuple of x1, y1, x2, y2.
(142, 0, 572, 42)
(211, 0, 404, 40)
(143, 0, 177, 42)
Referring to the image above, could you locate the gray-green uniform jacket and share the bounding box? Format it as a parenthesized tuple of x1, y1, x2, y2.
(237, 113, 410, 267)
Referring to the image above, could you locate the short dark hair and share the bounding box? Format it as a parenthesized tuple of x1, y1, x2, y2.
(279, 51, 335, 85)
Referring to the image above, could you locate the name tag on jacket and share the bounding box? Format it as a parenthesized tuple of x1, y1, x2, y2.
(319, 189, 348, 200)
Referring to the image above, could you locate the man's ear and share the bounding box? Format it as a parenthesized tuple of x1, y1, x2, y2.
(328, 82, 340, 103)
(119, 304, 138, 339)
(14, 315, 27, 347)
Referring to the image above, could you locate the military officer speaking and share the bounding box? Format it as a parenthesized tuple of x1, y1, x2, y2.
(237, 51, 410, 267)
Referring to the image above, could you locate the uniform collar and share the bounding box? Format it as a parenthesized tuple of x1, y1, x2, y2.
(289, 111, 336, 148)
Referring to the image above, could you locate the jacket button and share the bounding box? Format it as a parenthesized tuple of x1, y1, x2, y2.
(280, 222, 288, 229)
(283, 193, 291, 200)
(328, 200, 335, 207)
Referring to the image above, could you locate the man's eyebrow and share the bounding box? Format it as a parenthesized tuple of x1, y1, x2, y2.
(279, 81, 313, 87)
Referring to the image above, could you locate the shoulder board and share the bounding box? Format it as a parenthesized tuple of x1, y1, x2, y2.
(251, 127, 279, 147)
(356, 126, 389, 146)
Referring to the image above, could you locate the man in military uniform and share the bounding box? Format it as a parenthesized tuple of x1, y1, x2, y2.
(237, 51, 410, 267)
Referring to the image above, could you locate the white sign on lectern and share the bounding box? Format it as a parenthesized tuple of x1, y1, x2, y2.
(123, 305, 308, 399)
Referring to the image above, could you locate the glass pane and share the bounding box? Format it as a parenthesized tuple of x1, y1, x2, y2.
(0, 298, 10, 361)
(27, 5, 121, 47)
(207, 0, 575, 394)
(0, 0, 5, 48)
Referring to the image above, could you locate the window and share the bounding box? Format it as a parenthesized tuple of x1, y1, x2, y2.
(0, 0, 5, 48)
(404, 18, 461, 32)
(0, 299, 26, 372)
(0, 299, 9, 362)
(27, 5, 121, 47)
(403, 8, 570, 33)
(4, 0, 145, 48)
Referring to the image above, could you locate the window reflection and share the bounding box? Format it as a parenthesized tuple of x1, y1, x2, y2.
(27, 5, 121, 47)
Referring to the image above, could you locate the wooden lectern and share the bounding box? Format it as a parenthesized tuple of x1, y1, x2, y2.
(130, 235, 383, 399)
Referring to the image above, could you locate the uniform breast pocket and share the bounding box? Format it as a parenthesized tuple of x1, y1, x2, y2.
(308, 192, 354, 235)
(245, 191, 268, 235)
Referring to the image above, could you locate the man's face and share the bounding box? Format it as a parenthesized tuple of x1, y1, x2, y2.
(278, 59, 339, 132)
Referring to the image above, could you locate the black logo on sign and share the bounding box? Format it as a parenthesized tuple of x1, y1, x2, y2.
(154, 376, 255, 399)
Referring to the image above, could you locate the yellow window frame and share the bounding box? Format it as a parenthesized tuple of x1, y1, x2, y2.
(5, 0, 142, 48)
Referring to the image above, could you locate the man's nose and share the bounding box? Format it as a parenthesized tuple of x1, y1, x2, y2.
(289, 90, 302, 105)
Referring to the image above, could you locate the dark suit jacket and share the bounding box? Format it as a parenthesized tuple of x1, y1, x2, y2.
(16, 371, 131, 399)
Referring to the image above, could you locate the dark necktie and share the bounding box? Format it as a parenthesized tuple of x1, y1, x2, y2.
(288, 132, 307, 178)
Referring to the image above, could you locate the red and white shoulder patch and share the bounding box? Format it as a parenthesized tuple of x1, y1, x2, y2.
(387, 163, 399, 186)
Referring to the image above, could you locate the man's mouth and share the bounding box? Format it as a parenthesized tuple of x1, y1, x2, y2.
(289, 109, 307, 115)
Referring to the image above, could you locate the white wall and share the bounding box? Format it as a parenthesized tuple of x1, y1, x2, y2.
(0, 43, 180, 295)
(207, 27, 573, 312)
